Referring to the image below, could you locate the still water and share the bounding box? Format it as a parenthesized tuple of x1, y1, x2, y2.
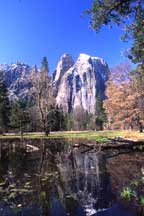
(0, 139, 144, 216)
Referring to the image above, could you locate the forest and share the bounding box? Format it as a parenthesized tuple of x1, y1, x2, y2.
(0, 57, 143, 137)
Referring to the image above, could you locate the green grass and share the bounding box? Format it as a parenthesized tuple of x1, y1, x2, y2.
(0, 130, 144, 142)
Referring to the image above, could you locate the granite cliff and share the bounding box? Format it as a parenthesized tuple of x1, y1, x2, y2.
(54, 53, 109, 113)
(0, 63, 37, 101)
(0, 53, 109, 113)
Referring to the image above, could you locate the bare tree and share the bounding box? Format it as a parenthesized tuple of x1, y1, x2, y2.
(32, 58, 55, 136)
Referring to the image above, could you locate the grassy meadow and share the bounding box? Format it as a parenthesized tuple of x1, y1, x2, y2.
(0, 130, 144, 142)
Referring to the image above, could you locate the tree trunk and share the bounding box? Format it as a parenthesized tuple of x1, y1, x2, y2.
(139, 123, 143, 133)
(137, 118, 143, 133)
(20, 120, 23, 140)
(45, 129, 49, 137)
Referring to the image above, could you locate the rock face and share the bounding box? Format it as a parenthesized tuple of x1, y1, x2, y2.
(52, 54, 74, 97)
(0, 63, 35, 100)
(0, 53, 109, 113)
(53, 53, 74, 82)
(55, 53, 109, 113)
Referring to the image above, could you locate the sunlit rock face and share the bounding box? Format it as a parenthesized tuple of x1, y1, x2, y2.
(55, 53, 109, 113)
(53, 53, 74, 83)
(52, 53, 74, 97)
(0, 53, 109, 113)
(0, 63, 35, 100)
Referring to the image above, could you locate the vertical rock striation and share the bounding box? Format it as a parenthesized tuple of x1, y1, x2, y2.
(55, 53, 109, 113)
(0, 53, 109, 113)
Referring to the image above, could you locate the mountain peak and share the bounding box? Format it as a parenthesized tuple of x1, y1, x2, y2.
(53, 53, 74, 82)
(60, 53, 72, 59)
(77, 53, 91, 61)
(1, 53, 109, 113)
(55, 53, 109, 113)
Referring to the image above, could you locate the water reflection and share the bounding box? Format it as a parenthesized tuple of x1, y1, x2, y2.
(0, 139, 143, 216)
(56, 148, 112, 215)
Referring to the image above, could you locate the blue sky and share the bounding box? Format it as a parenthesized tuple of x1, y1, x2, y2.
(0, 0, 131, 72)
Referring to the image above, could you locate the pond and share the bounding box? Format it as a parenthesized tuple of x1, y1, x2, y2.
(0, 138, 144, 216)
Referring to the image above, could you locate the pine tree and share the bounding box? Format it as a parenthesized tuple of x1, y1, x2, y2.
(45, 104, 66, 131)
(129, 3, 144, 63)
(41, 56, 49, 74)
(86, 0, 144, 64)
(131, 64, 144, 132)
(95, 93, 107, 130)
(10, 99, 30, 138)
(65, 113, 73, 131)
(0, 70, 10, 133)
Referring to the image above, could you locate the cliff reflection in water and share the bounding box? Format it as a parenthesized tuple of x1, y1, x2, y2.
(56, 147, 112, 215)
(0, 139, 140, 216)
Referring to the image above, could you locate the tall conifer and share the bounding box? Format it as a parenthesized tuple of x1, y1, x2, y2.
(0, 70, 10, 133)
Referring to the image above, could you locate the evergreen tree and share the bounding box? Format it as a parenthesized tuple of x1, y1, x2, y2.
(95, 93, 107, 130)
(86, 1, 144, 132)
(47, 105, 66, 131)
(131, 64, 144, 132)
(0, 70, 10, 133)
(41, 56, 49, 74)
(55, 105, 66, 131)
(85, 0, 144, 64)
(129, 3, 144, 63)
(10, 99, 30, 138)
(65, 113, 73, 131)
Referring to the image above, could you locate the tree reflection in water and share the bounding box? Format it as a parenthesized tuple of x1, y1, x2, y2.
(0, 139, 141, 216)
